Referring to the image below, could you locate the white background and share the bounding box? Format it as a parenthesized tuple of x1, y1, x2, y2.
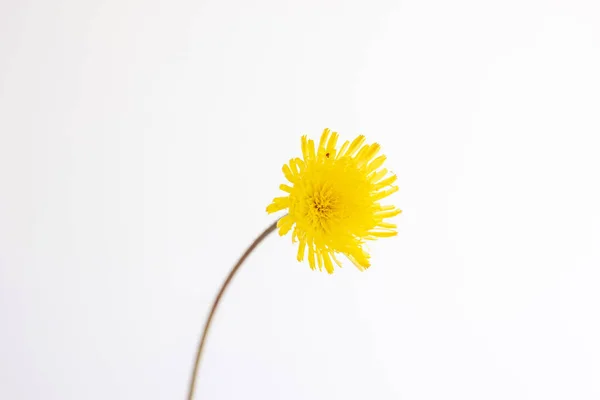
(1, 0, 599, 399)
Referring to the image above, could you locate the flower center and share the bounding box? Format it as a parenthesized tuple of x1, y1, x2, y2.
(306, 185, 341, 233)
(312, 196, 334, 217)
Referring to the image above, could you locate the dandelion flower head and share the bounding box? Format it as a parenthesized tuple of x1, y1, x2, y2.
(266, 128, 401, 273)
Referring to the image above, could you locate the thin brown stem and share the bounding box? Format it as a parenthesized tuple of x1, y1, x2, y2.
(186, 219, 280, 400)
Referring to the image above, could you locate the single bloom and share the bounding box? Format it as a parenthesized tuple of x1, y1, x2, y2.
(266, 128, 401, 273)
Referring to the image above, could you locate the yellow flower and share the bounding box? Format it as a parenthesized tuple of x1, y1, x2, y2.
(266, 128, 401, 273)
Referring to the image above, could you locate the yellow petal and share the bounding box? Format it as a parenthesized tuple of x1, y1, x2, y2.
(368, 168, 388, 183)
(316, 250, 324, 272)
(277, 215, 294, 235)
(331, 252, 343, 268)
(345, 135, 366, 157)
(367, 155, 387, 174)
(322, 251, 334, 274)
(291, 158, 304, 175)
(301, 135, 310, 160)
(297, 238, 306, 261)
(347, 253, 370, 271)
(372, 185, 399, 201)
(337, 140, 350, 159)
(266, 197, 289, 213)
(308, 243, 316, 270)
(279, 184, 293, 193)
(326, 131, 339, 158)
(282, 164, 294, 183)
(373, 174, 397, 191)
(318, 128, 330, 155)
(364, 143, 380, 162)
(369, 230, 397, 237)
(307, 139, 316, 160)
(375, 208, 402, 219)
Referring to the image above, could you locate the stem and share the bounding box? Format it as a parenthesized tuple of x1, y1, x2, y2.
(186, 219, 279, 400)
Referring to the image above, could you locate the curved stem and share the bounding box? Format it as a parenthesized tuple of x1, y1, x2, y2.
(187, 219, 279, 400)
